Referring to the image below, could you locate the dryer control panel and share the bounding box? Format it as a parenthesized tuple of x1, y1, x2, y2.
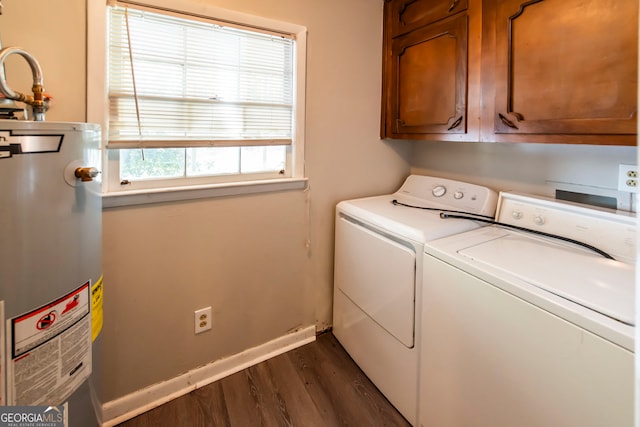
(396, 175, 498, 216)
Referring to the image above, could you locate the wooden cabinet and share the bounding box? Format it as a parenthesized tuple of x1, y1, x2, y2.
(381, 0, 482, 141)
(389, 15, 468, 136)
(481, 0, 638, 145)
(382, 0, 638, 146)
(390, 0, 468, 37)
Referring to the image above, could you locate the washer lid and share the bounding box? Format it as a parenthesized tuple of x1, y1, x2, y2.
(458, 234, 635, 326)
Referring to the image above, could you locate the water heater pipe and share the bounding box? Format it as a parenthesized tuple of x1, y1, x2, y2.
(0, 47, 46, 121)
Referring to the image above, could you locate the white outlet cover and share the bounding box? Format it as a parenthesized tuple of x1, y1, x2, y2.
(194, 307, 212, 334)
(617, 164, 638, 193)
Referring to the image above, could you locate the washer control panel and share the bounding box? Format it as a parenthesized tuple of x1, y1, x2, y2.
(497, 192, 636, 264)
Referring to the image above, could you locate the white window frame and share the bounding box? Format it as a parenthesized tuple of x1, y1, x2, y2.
(88, 0, 307, 206)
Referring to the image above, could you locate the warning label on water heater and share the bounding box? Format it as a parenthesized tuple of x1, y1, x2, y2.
(5, 282, 92, 406)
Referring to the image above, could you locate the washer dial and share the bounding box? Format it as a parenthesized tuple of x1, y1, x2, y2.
(534, 215, 546, 225)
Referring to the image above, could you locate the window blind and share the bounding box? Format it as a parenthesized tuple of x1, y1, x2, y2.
(107, 5, 295, 149)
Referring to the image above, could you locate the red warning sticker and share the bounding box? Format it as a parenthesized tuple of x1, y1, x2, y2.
(11, 282, 90, 358)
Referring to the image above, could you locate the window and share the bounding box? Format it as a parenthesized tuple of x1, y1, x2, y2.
(92, 1, 306, 195)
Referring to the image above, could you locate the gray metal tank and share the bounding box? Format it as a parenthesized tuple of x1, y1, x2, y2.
(0, 120, 102, 426)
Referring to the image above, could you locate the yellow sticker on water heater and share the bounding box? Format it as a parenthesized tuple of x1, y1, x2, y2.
(91, 275, 104, 342)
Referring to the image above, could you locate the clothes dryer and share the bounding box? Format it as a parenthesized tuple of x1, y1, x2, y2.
(332, 175, 498, 424)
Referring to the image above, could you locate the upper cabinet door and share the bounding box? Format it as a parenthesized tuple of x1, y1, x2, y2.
(483, 0, 638, 145)
(388, 15, 468, 137)
(391, 0, 469, 36)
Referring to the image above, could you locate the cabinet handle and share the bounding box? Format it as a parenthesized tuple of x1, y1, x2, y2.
(498, 113, 519, 130)
(447, 115, 463, 130)
(448, 0, 460, 12)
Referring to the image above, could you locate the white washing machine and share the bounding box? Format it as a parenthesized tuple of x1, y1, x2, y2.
(332, 175, 498, 425)
(419, 192, 635, 427)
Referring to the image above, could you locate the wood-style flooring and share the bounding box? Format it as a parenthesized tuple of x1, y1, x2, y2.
(117, 332, 411, 427)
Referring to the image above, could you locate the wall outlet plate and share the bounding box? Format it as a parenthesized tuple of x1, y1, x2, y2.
(194, 307, 212, 334)
(617, 164, 638, 192)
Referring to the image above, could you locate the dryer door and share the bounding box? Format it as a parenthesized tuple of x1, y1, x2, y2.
(334, 215, 416, 347)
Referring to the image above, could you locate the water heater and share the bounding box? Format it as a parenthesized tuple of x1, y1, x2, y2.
(0, 120, 102, 426)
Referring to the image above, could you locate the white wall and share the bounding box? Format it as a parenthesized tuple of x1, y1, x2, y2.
(410, 141, 637, 211)
(0, 1, 86, 122)
(100, 0, 410, 402)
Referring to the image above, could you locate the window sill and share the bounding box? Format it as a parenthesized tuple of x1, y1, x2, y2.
(102, 177, 309, 208)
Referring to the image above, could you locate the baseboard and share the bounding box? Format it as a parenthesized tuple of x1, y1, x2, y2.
(100, 325, 316, 427)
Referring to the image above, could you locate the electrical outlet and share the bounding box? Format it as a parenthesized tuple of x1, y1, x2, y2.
(194, 307, 212, 334)
(617, 164, 638, 192)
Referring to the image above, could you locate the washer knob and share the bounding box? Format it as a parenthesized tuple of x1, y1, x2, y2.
(534, 215, 545, 225)
(432, 185, 446, 197)
(453, 191, 464, 200)
(512, 210, 523, 220)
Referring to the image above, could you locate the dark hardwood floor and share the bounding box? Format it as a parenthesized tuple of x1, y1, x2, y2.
(117, 332, 410, 427)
